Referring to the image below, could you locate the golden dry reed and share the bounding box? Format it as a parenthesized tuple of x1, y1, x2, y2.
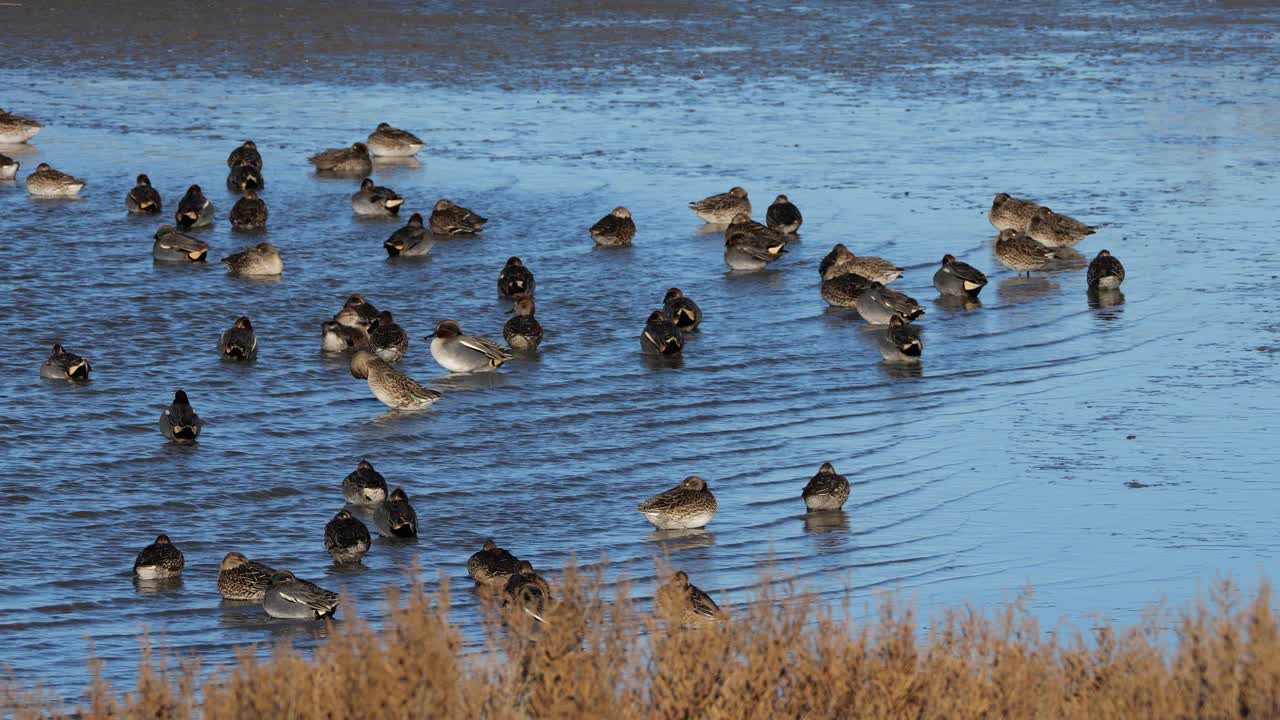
(5, 567, 1280, 719)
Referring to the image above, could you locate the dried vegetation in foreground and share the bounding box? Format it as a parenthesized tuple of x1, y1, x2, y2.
(4, 567, 1280, 719)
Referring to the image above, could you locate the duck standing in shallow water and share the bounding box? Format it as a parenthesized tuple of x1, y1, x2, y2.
(368, 310, 409, 363)
(724, 213, 787, 271)
(125, 174, 162, 214)
(374, 487, 418, 538)
(0, 108, 42, 143)
(175, 184, 213, 229)
(26, 163, 85, 197)
(222, 242, 283, 276)
(263, 571, 340, 619)
(226, 140, 263, 170)
(819, 244, 903, 285)
(880, 316, 923, 364)
(229, 189, 268, 230)
(218, 552, 275, 601)
(350, 350, 441, 410)
(325, 510, 372, 564)
(428, 320, 511, 373)
(995, 229, 1055, 276)
(662, 288, 702, 333)
(1087, 249, 1125, 290)
(933, 254, 988, 298)
(656, 570, 724, 627)
(384, 213, 432, 257)
(351, 177, 404, 217)
(429, 198, 487, 234)
(134, 534, 184, 579)
(160, 389, 202, 443)
(855, 283, 924, 325)
(0, 154, 18, 180)
(590, 207, 636, 247)
(467, 539, 521, 588)
(226, 163, 264, 193)
(689, 186, 751, 225)
(152, 225, 208, 263)
(342, 459, 388, 506)
(504, 298, 544, 351)
(820, 271, 875, 308)
(497, 256, 535, 298)
(309, 142, 372, 175)
(638, 476, 718, 530)
(766, 194, 803, 234)
(219, 316, 257, 361)
(641, 310, 683, 355)
(988, 192, 1041, 232)
(367, 122, 425, 158)
(40, 343, 91, 381)
(1026, 207, 1096, 247)
(802, 462, 850, 511)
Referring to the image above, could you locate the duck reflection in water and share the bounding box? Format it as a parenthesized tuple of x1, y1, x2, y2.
(997, 275, 1056, 303)
(645, 528, 716, 552)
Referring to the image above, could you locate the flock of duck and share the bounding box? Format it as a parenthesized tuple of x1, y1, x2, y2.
(7, 103, 1125, 626)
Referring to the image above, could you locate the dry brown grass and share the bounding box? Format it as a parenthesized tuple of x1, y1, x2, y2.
(6, 569, 1280, 719)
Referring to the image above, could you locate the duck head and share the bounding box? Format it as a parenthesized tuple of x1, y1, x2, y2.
(681, 476, 707, 491)
(428, 320, 462, 339)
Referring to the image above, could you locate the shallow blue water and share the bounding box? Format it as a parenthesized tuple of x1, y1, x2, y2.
(2, 0, 1279, 700)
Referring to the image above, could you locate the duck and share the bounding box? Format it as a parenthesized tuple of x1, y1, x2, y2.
(217, 552, 275, 601)
(160, 389, 203, 443)
(662, 288, 702, 332)
(879, 316, 923, 364)
(818, 244, 903, 284)
(932, 254, 988, 298)
(152, 225, 209, 263)
(219, 316, 257, 361)
(994, 229, 1055, 276)
(350, 350, 441, 410)
(655, 570, 724, 627)
(368, 310, 409, 363)
(637, 476, 717, 530)
(342, 459, 388, 506)
(590, 206, 636, 247)
(854, 282, 925, 325)
(226, 140, 263, 170)
(366, 122, 425, 157)
(175, 184, 214, 229)
(820, 271, 875, 308)
(325, 510, 372, 564)
(0, 108, 42, 143)
(640, 310, 683, 355)
(1087, 249, 1125, 290)
(1026, 207, 1096, 247)
(229, 189, 268, 230)
(503, 298, 544, 351)
(689, 186, 750, 225)
(428, 198, 487, 235)
(503, 560, 552, 622)
(0, 153, 17, 180)
(221, 242, 283, 276)
(497, 256, 535, 298)
(25, 163, 85, 197)
(321, 320, 369, 353)
(801, 462, 850, 512)
(40, 343, 91, 381)
(427, 320, 512, 373)
(125, 174, 162, 214)
(262, 571, 340, 620)
(724, 213, 787, 270)
(133, 534, 184, 579)
(988, 192, 1041, 232)
(351, 177, 404, 217)
(226, 163, 264, 193)
(384, 213, 432, 257)
(467, 538, 522, 588)
(308, 142, 373, 175)
(335, 294, 380, 330)
(373, 487, 418, 538)
(765, 194, 803, 234)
